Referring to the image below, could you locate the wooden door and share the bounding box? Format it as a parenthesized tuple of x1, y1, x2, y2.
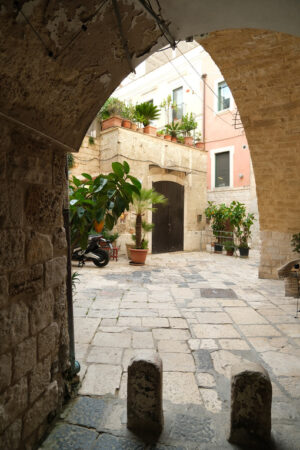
(152, 181, 184, 253)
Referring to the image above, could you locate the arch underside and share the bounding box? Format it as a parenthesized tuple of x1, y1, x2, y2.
(0, 2, 300, 445)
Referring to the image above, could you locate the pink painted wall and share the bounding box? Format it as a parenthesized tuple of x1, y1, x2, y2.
(202, 52, 251, 190)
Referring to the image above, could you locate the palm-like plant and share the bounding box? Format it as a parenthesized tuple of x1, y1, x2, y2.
(131, 188, 167, 248)
(135, 102, 160, 126)
(165, 121, 182, 138)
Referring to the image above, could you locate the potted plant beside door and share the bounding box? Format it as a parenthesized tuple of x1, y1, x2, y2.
(130, 188, 167, 264)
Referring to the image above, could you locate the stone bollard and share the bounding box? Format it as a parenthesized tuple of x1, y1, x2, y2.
(228, 362, 272, 446)
(127, 353, 163, 437)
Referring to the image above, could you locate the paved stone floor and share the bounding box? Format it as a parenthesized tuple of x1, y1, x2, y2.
(41, 251, 300, 449)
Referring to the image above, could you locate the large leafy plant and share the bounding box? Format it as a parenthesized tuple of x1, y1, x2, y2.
(69, 162, 141, 250)
(135, 102, 160, 126)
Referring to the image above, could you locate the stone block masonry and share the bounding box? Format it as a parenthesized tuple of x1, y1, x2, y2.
(228, 362, 272, 446)
(127, 353, 163, 438)
(0, 117, 70, 449)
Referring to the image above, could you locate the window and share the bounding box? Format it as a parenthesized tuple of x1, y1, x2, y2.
(215, 151, 230, 187)
(217, 81, 231, 111)
(172, 87, 183, 120)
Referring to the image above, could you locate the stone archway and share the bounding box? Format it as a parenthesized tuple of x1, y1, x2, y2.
(1, 1, 300, 447)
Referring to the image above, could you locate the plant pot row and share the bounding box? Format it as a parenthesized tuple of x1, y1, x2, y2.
(101, 116, 204, 148)
(213, 243, 250, 257)
(101, 116, 156, 135)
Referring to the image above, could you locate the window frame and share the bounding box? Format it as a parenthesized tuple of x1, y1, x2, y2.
(210, 146, 234, 189)
(172, 86, 184, 121)
(214, 78, 233, 113)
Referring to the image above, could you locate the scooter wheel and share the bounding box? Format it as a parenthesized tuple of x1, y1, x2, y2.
(92, 249, 109, 267)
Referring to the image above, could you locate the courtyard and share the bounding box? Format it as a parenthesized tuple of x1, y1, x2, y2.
(40, 251, 300, 449)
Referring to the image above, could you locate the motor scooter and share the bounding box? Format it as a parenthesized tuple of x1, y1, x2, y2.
(72, 236, 112, 267)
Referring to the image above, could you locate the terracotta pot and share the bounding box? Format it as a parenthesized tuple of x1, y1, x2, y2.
(126, 243, 135, 260)
(164, 134, 171, 141)
(130, 248, 148, 264)
(131, 123, 137, 131)
(122, 119, 131, 128)
(226, 250, 234, 256)
(102, 116, 122, 130)
(171, 137, 177, 142)
(137, 127, 143, 133)
(144, 125, 157, 135)
(195, 142, 205, 149)
(184, 136, 193, 146)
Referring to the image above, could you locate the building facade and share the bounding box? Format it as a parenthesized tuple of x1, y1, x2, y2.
(89, 41, 260, 248)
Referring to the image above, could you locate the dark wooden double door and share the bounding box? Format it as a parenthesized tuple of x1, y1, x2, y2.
(152, 181, 184, 254)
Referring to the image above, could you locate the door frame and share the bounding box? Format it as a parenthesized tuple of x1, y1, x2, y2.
(150, 174, 186, 253)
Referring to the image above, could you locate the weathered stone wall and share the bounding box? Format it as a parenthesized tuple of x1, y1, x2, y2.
(70, 136, 101, 178)
(71, 127, 207, 254)
(0, 116, 69, 449)
(201, 30, 300, 278)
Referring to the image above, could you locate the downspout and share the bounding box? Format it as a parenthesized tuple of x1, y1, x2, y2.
(64, 157, 80, 377)
(201, 73, 207, 149)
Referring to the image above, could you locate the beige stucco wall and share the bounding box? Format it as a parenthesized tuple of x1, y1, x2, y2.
(72, 126, 207, 254)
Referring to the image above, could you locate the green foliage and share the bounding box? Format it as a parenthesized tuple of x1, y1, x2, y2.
(88, 136, 95, 145)
(204, 201, 229, 241)
(71, 271, 80, 293)
(101, 229, 119, 243)
(98, 97, 125, 120)
(195, 132, 202, 143)
(131, 188, 167, 249)
(160, 95, 177, 123)
(67, 153, 74, 169)
(181, 113, 197, 136)
(291, 233, 300, 253)
(165, 121, 182, 138)
(224, 240, 235, 251)
(69, 162, 141, 250)
(122, 102, 136, 121)
(135, 102, 160, 126)
(236, 212, 255, 248)
(205, 200, 255, 248)
(157, 129, 164, 136)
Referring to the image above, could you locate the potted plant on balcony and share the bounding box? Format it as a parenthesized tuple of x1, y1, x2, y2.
(156, 129, 164, 138)
(135, 102, 160, 135)
(98, 97, 125, 130)
(181, 113, 197, 145)
(195, 132, 204, 149)
(130, 187, 167, 264)
(122, 103, 136, 129)
(236, 212, 255, 257)
(165, 121, 182, 142)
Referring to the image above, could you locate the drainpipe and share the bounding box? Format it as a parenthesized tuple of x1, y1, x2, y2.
(64, 157, 80, 377)
(201, 74, 207, 149)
